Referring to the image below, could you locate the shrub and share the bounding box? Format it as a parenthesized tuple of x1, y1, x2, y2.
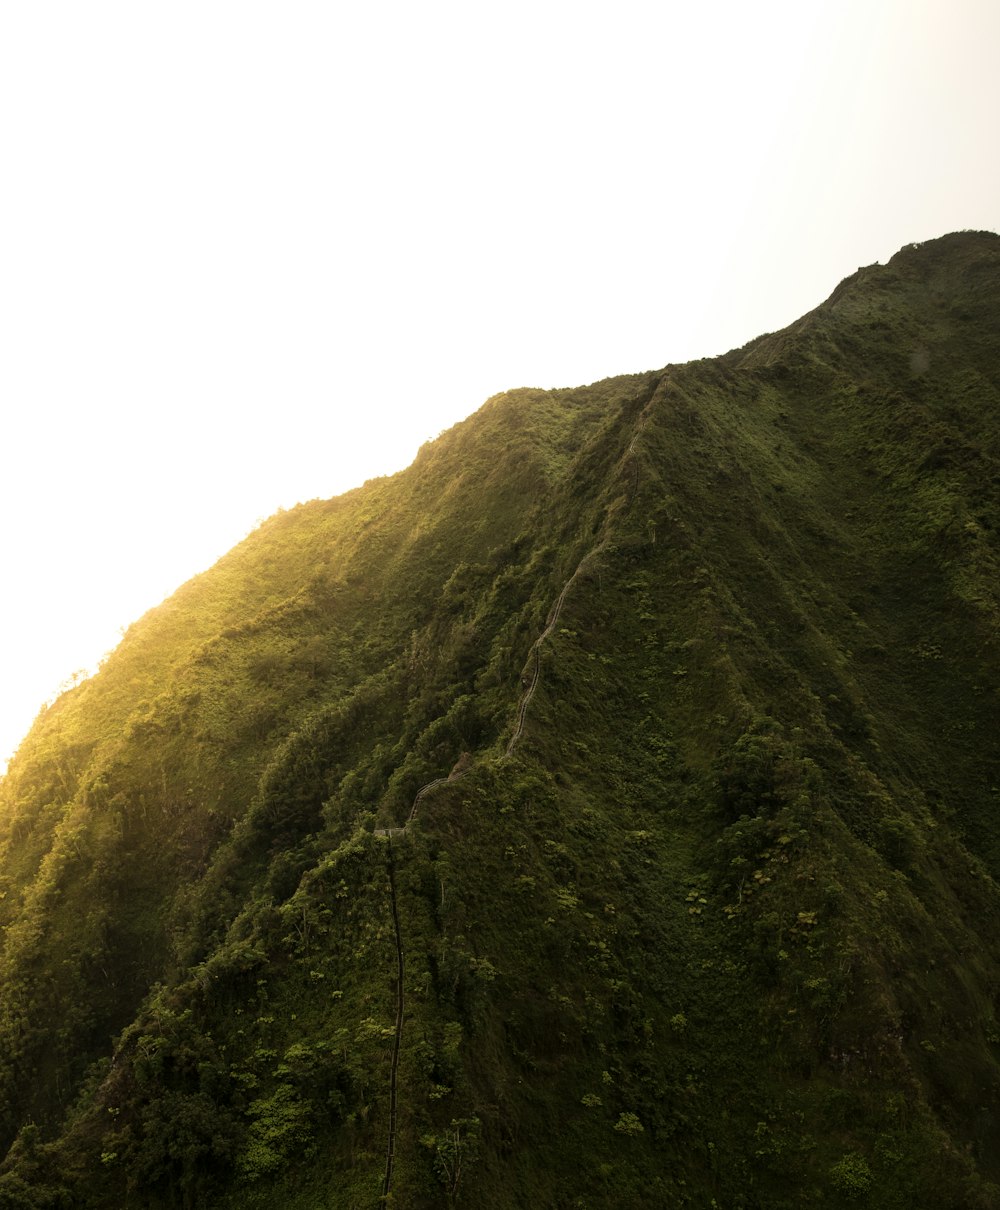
(830, 1152, 873, 1199)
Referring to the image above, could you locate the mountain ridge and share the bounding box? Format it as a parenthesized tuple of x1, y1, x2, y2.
(1, 230, 1000, 1207)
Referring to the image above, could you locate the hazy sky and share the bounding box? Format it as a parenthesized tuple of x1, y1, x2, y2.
(2, 0, 999, 769)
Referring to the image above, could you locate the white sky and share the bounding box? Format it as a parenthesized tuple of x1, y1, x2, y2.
(2, 0, 999, 770)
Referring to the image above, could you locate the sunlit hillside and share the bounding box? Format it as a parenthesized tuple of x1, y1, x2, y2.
(1, 231, 999, 1208)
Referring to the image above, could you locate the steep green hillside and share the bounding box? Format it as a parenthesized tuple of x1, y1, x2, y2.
(1, 231, 999, 1208)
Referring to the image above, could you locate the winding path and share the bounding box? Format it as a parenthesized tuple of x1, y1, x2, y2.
(505, 406, 648, 757)
(503, 542, 606, 757)
(375, 399, 653, 1202)
(406, 774, 451, 824)
(380, 403, 653, 830)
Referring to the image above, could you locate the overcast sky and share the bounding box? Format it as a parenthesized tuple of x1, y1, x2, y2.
(2, 0, 999, 769)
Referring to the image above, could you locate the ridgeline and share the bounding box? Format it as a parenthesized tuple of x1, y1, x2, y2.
(2, 231, 1000, 1207)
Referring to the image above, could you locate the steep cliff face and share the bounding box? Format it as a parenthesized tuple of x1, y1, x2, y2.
(1, 231, 999, 1208)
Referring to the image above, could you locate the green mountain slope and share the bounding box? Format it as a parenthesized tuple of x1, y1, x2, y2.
(1, 230, 1000, 1208)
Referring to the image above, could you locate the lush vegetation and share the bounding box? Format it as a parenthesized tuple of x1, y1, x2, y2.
(1, 231, 999, 1207)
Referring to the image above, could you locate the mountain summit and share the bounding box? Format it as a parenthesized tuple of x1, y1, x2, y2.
(2, 231, 1000, 1208)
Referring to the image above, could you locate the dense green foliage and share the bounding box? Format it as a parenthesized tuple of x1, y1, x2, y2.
(1, 231, 1000, 1207)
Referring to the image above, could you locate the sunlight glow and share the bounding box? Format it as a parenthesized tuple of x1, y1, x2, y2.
(2, 0, 998, 769)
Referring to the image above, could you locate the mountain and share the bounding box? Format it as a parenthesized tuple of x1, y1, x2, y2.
(1, 230, 1000, 1208)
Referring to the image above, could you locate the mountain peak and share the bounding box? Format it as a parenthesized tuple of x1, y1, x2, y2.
(2, 234, 1000, 1207)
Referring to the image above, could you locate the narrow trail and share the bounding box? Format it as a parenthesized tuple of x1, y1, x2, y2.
(406, 774, 451, 824)
(374, 397, 655, 1202)
(381, 840, 405, 1204)
(378, 398, 655, 832)
(505, 405, 649, 758)
(503, 541, 606, 757)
